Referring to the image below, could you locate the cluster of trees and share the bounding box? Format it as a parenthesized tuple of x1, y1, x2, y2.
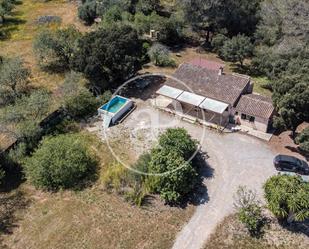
(78, 0, 185, 45)
(33, 24, 143, 90)
(253, 0, 309, 134)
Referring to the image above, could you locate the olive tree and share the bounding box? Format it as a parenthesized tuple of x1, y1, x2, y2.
(33, 26, 81, 72)
(24, 134, 97, 190)
(234, 186, 264, 236)
(148, 43, 175, 67)
(60, 72, 99, 119)
(0, 57, 30, 105)
(0, 90, 51, 143)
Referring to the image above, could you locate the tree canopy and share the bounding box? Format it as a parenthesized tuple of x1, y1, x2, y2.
(148, 128, 199, 203)
(24, 134, 97, 190)
(0, 57, 30, 106)
(33, 26, 81, 72)
(71, 24, 143, 88)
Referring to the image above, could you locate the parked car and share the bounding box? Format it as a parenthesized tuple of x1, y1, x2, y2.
(273, 155, 309, 175)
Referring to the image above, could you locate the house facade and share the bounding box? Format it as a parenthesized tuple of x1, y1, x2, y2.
(155, 59, 274, 133)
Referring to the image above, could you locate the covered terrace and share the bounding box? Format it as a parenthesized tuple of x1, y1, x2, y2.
(155, 85, 230, 126)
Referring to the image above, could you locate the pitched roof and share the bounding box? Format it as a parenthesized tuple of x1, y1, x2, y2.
(236, 94, 275, 119)
(165, 63, 250, 106)
(189, 58, 225, 71)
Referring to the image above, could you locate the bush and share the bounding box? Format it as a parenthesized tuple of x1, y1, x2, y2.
(157, 128, 198, 160)
(234, 186, 264, 236)
(296, 127, 309, 153)
(24, 134, 97, 190)
(220, 35, 253, 66)
(78, 0, 97, 25)
(211, 34, 228, 53)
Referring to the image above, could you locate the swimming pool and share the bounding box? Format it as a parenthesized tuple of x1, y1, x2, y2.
(98, 95, 133, 127)
(100, 96, 127, 113)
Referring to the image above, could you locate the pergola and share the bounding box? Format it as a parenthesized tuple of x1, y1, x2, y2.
(156, 85, 229, 115)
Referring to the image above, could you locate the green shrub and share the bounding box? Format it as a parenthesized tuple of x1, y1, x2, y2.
(296, 127, 309, 153)
(234, 186, 264, 236)
(157, 128, 198, 160)
(24, 134, 97, 190)
(101, 161, 128, 192)
(211, 34, 228, 53)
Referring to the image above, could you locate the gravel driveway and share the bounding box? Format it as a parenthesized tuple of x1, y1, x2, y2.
(101, 104, 277, 249)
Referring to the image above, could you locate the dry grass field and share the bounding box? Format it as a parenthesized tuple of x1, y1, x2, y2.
(0, 133, 195, 249)
(205, 214, 309, 249)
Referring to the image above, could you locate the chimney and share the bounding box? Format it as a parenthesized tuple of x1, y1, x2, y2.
(218, 66, 224, 76)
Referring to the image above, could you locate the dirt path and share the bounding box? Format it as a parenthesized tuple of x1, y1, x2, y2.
(172, 127, 276, 249)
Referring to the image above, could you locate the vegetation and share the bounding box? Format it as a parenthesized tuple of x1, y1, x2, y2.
(0, 57, 31, 106)
(33, 26, 81, 72)
(0, 89, 51, 143)
(147, 128, 199, 203)
(296, 127, 309, 154)
(221, 35, 253, 66)
(148, 43, 175, 67)
(72, 24, 143, 88)
(234, 186, 264, 236)
(60, 72, 99, 119)
(24, 134, 97, 190)
(264, 175, 309, 222)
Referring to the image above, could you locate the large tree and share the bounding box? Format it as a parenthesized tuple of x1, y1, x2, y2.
(148, 128, 199, 203)
(0, 57, 30, 105)
(71, 24, 143, 88)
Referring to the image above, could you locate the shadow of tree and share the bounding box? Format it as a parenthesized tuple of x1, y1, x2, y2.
(279, 219, 309, 237)
(0, 17, 26, 40)
(0, 190, 30, 247)
(119, 74, 166, 101)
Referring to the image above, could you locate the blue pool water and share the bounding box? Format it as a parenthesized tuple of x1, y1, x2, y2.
(101, 96, 127, 113)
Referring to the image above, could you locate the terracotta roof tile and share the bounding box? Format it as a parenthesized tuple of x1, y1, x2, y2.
(236, 94, 275, 119)
(165, 63, 250, 106)
(189, 58, 225, 71)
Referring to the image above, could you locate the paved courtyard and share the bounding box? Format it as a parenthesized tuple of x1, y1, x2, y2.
(92, 103, 277, 249)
